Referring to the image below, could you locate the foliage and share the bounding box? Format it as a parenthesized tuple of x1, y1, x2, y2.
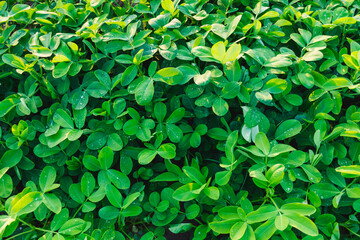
(1, 0, 360, 239)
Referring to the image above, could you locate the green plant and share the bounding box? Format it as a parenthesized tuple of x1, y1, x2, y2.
(1, 0, 360, 239)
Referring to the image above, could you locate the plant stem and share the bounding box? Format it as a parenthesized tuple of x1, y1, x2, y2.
(17, 218, 54, 234)
(6, 229, 34, 240)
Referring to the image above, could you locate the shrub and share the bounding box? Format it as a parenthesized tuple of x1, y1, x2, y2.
(1, 0, 360, 239)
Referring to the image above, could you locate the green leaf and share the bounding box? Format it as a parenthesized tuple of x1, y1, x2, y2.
(262, 78, 287, 94)
(275, 215, 289, 231)
(185, 204, 200, 219)
(81, 172, 95, 197)
(309, 183, 340, 199)
(336, 165, 360, 177)
(183, 166, 205, 185)
(138, 149, 157, 165)
(51, 208, 69, 231)
(0, 99, 19, 117)
(173, 183, 201, 201)
(203, 186, 220, 200)
(255, 132, 270, 155)
(39, 166, 56, 193)
(2, 54, 26, 70)
(212, 97, 229, 116)
(98, 147, 114, 170)
(246, 205, 278, 224)
(83, 155, 101, 171)
(302, 51, 323, 62)
(268, 144, 295, 157)
(99, 206, 120, 220)
(157, 143, 176, 159)
(166, 108, 185, 124)
(254, 219, 277, 240)
(285, 213, 318, 236)
(59, 219, 86, 235)
(211, 41, 226, 63)
(166, 124, 183, 143)
(230, 221, 247, 240)
(0, 149, 23, 169)
(333, 17, 356, 25)
(161, 0, 174, 14)
(153, 68, 184, 85)
(280, 203, 316, 216)
(275, 120, 302, 140)
(302, 164, 322, 183)
(106, 184, 123, 208)
(72, 91, 89, 110)
(43, 193, 62, 214)
(10, 192, 43, 217)
(0, 174, 13, 198)
(209, 219, 238, 234)
(135, 78, 154, 105)
(53, 109, 74, 129)
(106, 169, 130, 189)
(53, 62, 72, 78)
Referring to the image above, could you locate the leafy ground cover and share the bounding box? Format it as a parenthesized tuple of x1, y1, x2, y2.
(1, 0, 360, 239)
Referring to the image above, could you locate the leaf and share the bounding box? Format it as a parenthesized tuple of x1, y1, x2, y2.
(336, 165, 360, 178)
(106, 169, 130, 189)
(302, 51, 323, 62)
(81, 172, 95, 197)
(106, 184, 123, 208)
(209, 219, 238, 234)
(43, 193, 62, 214)
(262, 78, 287, 94)
(302, 164, 322, 183)
(173, 183, 201, 201)
(0, 99, 19, 117)
(333, 17, 356, 25)
(255, 132, 270, 155)
(0, 149, 23, 169)
(161, 0, 174, 14)
(72, 91, 89, 110)
(83, 155, 101, 171)
(211, 41, 226, 63)
(0, 174, 12, 198)
(135, 78, 154, 105)
(166, 108, 185, 123)
(98, 147, 114, 170)
(194, 70, 212, 86)
(275, 215, 289, 231)
(280, 203, 316, 216)
(39, 166, 57, 192)
(53, 109, 74, 129)
(53, 62, 72, 78)
(10, 192, 43, 217)
(99, 206, 120, 220)
(212, 97, 229, 116)
(230, 221, 247, 240)
(183, 166, 205, 185)
(153, 68, 184, 85)
(186, 204, 200, 219)
(84, 132, 104, 151)
(157, 143, 176, 159)
(309, 183, 340, 199)
(275, 120, 302, 140)
(59, 219, 86, 235)
(285, 213, 318, 236)
(268, 144, 295, 157)
(246, 205, 278, 224)
(138, 149, 157, 165)
(2, 54, 26, 70)
(254, 219, 277, 240)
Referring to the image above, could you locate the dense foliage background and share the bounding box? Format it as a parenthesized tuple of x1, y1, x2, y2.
(1, 0, 360, 239)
